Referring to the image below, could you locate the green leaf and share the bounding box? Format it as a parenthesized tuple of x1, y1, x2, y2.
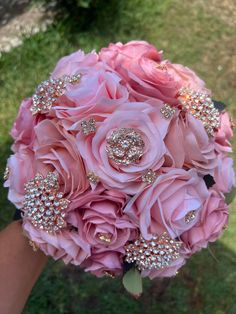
(122, 268, 143, 297)
(225, 186, 236, 205)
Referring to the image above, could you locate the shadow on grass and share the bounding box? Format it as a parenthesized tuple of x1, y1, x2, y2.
(23, 240, 236, 314)
(35, 0, 121, 35)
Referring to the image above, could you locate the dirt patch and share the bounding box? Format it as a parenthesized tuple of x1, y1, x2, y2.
(195, 0, 236, 27)
(0, 0, 54, 52)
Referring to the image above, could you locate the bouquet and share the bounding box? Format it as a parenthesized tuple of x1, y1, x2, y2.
(4, 41, 235, 296)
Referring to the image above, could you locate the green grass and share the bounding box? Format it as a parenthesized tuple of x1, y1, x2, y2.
(0, 0, 236, 313)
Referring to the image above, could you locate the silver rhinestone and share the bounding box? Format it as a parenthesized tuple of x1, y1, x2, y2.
(106, 128, 145, 166)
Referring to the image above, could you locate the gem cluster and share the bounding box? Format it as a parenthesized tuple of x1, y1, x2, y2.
(125, 233, 182, 271)
(178, 87, 220, 136)
(106, 128, 145, 166)
(31, 74, 81, 115)
(22, 172, 69, 233)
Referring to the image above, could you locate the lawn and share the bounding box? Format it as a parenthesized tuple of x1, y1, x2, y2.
(0, 0, 236, 313)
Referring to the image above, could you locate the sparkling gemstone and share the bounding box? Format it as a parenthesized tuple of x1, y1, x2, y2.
(97, 233, 112, 243)
(125, 233, 182, 271)
(106, 128, 145, 166)
(87, 171, 99, 184)
(178, 87, 220, 136)
(31, 74, 81, 115)
(160, 104, 177, 119)
(156, 63, 167, 70)
(3, 165, 10, 181)
(81, 118, 96, 135)
(22, 172, 70, 233)
(103, 271, 115, 278)
(64, 74, 81, 85)
(141, 169, 157, 184)
(185, 210, 197, 223)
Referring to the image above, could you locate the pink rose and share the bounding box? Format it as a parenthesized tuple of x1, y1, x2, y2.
(99, 41, 208, 105)
(77, 102, 170, 194)
(52, 49, 99, 78)
(33, 119, 89, 198)
(100, 41, 178, 104)
(214, 155, 235, 193)
(10, 98, 44, 152)
(215, 112, 233, 153)
(5, 118, 89, 209)
(23, 220, 91, 265)
(99, 40, 162, 68)
(164, 62, 209, 95)
(124, 169, 209, 239)
(4, 148, 35, 208)
(82, 251, 123, 278)
(165, 112, 217, 174)
(51, 67, 129, 131)
(181, 189, 229, 254)
(67, 186, 137, 252)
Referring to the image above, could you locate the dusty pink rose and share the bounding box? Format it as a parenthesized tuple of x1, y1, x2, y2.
(77, 102, 171, 194)
(10, 98, 44, 152)
(164, 62, 210, 95)
(52, 49, 99, 78)
(4, 148, 35, 208)
(23, 220, 90, 265)
(33, 119, 89, 198)
(67, 186, 137, 252)
(124, 169, 209, 239)
(181, 189, 229, 254)
(99, 40, 162, 68)
(82, 251, 123, 277)
(5, 118, 89, 209)
(214, 155, 235, 193)
(165, 112, 217, 174)
(99, 41, 208, 105)
(51, 67, 129, 131)
(215, 112, 234, 153)
(142, 255, 186, 279)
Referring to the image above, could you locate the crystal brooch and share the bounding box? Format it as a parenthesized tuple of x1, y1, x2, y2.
(185, 210, 196, 224)
(81, 118, 96, 135)
(106, 128, 145, 166)
(141, 169, 157, 184)
(31, 74, 81, 115)
(87, 171, 99, 184)
(22, 172, 70, 233)
(160, 104, 177, 119)
(125, 233, 182, 271)
(178, 87, 220, 136)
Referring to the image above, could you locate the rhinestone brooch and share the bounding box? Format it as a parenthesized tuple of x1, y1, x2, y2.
(31, 74, 81, 115)
(125, 233, 182, 271)
(160, 104, 177, 119)
(22, 172, 70, 233)
(3, 165, 10, 181)
(141, 169, 157, 184)
(81, 118, 96, 135)
(178, 87, 220, 136)
(185, 210, 196, 224)
(106, 128, 145, 166)
(87, 172, 99, 184)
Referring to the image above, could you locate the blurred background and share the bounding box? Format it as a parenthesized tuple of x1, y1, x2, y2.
(0, 0, 236, 313)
